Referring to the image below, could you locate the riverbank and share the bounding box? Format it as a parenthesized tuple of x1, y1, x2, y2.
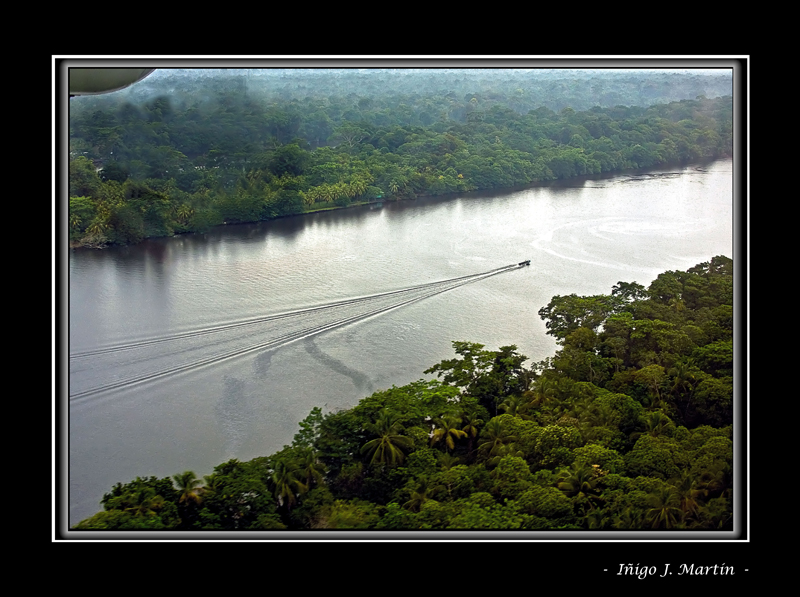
(68, 196, 388, 249)
(68, 157, 729, 251)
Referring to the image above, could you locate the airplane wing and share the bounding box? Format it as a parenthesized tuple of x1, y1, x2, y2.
(69, 68, 155, 96)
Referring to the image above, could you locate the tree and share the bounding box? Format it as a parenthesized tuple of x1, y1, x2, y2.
(270, 459, 308, 510)
(491, 455, 534, 500)
(572, 444, 625, 475)
(172, 470, 203, 506)
(403, 478, 439, 512)
(293, 406, 324, 449)
(430, 415, 467, 453)
(69, 155, 103, 198)
(69, 196, 97, 238)
(100, 160, 129, 183)
(633, 364, 667, 408)
(196, 459, 276, 529)
(460, 411, 484, 458)
(298, 448, 326, 489)
(96, 478, 180, 529)
(633, 410, 675, 439)
(538, 294, 620, 341)
(624, 435, 685, 480)
(477, 417, 518, 465)
(314, 499, 382, 529)
(645, 487, 683, 529)
(611, 280, 648, 302)
(425, 341, 493, 393)
(268, 143, 309, 177)
(669, 471, 706, 522)
(329, 124, 367, 150)
(360, 410, 414, 467)
(425, 342, 529, 415)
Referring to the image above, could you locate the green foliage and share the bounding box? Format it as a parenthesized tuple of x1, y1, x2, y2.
(430, 464, 490, 501)
(268, 143, 310, 177)
(73, 476, 181, 530)
(315, 499, 383, 530)
(196, 459, 277, 529)
(360, 410, 414, 467)
(352, 380, 460, 428)
(539, 294, 622, 342)
(516, 485, 574, 519)
(446, 499, 525, 530)
(534, 425, 584, 469)
(315, 409, 365, 476)
(624, 435, 687, 480)
(693, 340, 733, 377)
(69, 156, 103, 198)
(430, 414, 468, 452)
(73, 508, 176, 530)
(403, 448, 439, 479)
(376, 502, 419, 529)
(572, 444, 626, 475)
(293, 406, 324, 449)
(490, 455, 534, 500)
(69, 196, 97, 239)
(425, 342, 530, 415)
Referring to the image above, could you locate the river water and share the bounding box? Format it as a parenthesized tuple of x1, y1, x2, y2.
(67, 159, 733, 525)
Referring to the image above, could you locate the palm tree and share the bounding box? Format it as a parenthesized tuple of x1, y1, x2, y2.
(645, 487, 683, 529)
(612, 506, 644, 530)
(86, 217, 109, 237)
(688, 496, 732, 530)
(557, 462, 602, 499)
(270, 459, 308, 510)
(430, 415, 467, 453)
(298, 448, 326, 489)
(461, 412, 483, 458)
(175, 204, 194, 225)
(477, 418, 517, 465)
(632, 410, 675, 439)
(532, 375, 558, 407)
(120, 487, 166, 518)
(584, 508, 609, 530)
(437, 452, 461, 470)
(172, 470, 203, 506)
(350, 177, 368, 198)
(669, 471, 706, 522)
(319, 184, 334, 203)
(558, 462, 606, 515)
(669, 359, 699, 422)
(499, 394, 535, 419)
(331, 183, 347, 201)
(201, 473, 222, 500)
(360, 410, 413, 467)
(403, 478, 438, 512)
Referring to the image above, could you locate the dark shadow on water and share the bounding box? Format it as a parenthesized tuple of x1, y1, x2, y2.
(303, 336, 374, 395)
(215, 375, 255, 457)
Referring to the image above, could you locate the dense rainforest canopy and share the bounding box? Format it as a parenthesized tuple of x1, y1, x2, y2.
(68, 69, 733, 247)
(73, 256, 734, 531)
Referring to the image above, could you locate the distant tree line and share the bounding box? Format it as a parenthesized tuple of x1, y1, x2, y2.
(69, 71, 732, 247)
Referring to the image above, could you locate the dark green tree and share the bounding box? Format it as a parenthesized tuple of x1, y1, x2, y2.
(360, 410, 414, 467)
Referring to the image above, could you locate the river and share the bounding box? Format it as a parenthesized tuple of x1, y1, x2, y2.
(66, 158, 733, 525)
